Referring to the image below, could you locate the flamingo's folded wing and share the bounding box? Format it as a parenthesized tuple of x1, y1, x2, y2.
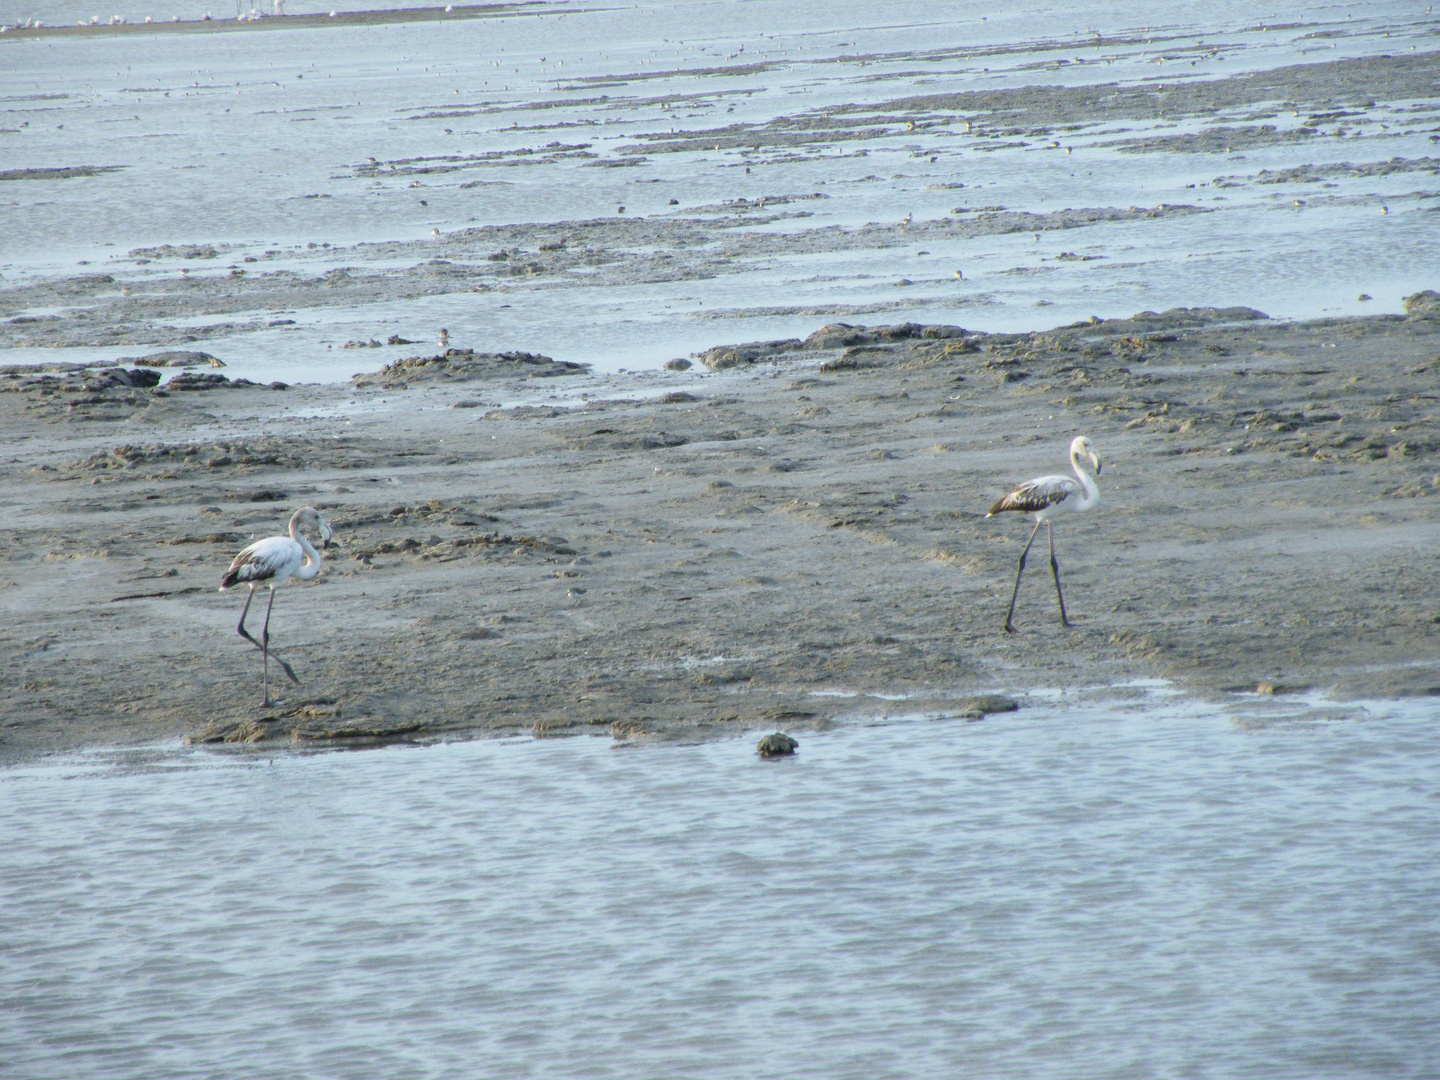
(987, 475, 1076, 517)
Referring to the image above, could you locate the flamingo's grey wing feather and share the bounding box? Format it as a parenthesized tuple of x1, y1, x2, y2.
(987, 474, 1077, 516)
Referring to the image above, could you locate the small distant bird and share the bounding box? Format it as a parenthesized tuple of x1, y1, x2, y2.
(437, 327, 449, 349)
(219, 507, 333, 706)
(953, 270, 964, 279)
(985, 436, 1102, 633)
(431, 227, 440, 239)
(901, 212, 913, 225)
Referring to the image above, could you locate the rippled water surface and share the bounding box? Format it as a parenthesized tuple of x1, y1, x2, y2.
(4, 692, 1438, 1079)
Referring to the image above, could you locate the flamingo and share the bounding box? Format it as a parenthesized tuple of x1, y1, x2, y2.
(985, 436, 1102, 633)
(219, 507, 333, 706)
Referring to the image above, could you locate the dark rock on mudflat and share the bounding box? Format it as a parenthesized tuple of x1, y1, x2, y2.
(804, 322, 967, 350)
(1062, 307, 1269, 337)
(618, 431, 687, 450)
(83, 367, 162, 390)
(154, 372, 281, 391)
(0, 365, 161, 393)
(953, 695, 1020, 719)
(757, 732, 798, 757)
(1403, 290, 1440, 319)
(820, 346, 893, 372)
(183, 719, 273, 744)
(167, 372, 233, 391)
(1255, 681, 1307, 696)
(118, 350, 225, 368)
(1125, 305, 1268, 327)
(292, 721, 425, 742)
(699, 338, 805, 371)
(121, 367, 162, 388)
(353, 348, 589, 388)
(698, 323, 972, 371)
(0, 359, 114, 376)
(664, 358, 693, 371)
(0, 364, 166, 426)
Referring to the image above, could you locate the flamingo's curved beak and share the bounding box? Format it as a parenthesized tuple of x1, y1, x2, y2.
(319, 519, 335, 550)
(1091, 451, 1102, 476)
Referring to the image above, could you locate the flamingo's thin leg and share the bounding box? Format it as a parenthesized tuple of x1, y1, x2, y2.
(236, 585, 300, 695)
(1004, 519, 1044, 633)
(236, 584, 259, 647)
(1048, 521, 1070, 627)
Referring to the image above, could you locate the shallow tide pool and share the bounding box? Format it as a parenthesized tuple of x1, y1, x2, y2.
(3, 690, 1437, 1078)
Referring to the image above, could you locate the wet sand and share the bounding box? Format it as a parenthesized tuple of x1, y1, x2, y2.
(4, 8, 1437, 757)
(3, 301, 1438, 758)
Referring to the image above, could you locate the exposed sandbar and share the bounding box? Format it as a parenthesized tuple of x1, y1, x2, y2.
(2, 303, 1437, 759)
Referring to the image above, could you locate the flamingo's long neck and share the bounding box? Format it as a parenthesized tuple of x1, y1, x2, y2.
(1070, 451, 1100, 510)
(288, 514, 324, 580)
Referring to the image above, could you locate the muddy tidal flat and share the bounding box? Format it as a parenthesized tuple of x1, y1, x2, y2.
(3, 301, 1439, 759)
(2, 1, 1439, 758)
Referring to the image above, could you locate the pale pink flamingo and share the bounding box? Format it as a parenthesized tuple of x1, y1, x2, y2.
(219, 507, 333, 705)
(986, 436, 1102, 633)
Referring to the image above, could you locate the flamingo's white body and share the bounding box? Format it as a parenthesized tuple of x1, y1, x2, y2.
(985, 436, 1102, 632)
(219, 507, 333, 706)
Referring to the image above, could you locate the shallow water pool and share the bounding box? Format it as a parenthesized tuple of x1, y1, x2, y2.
(3, 690, 1437, 1078)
